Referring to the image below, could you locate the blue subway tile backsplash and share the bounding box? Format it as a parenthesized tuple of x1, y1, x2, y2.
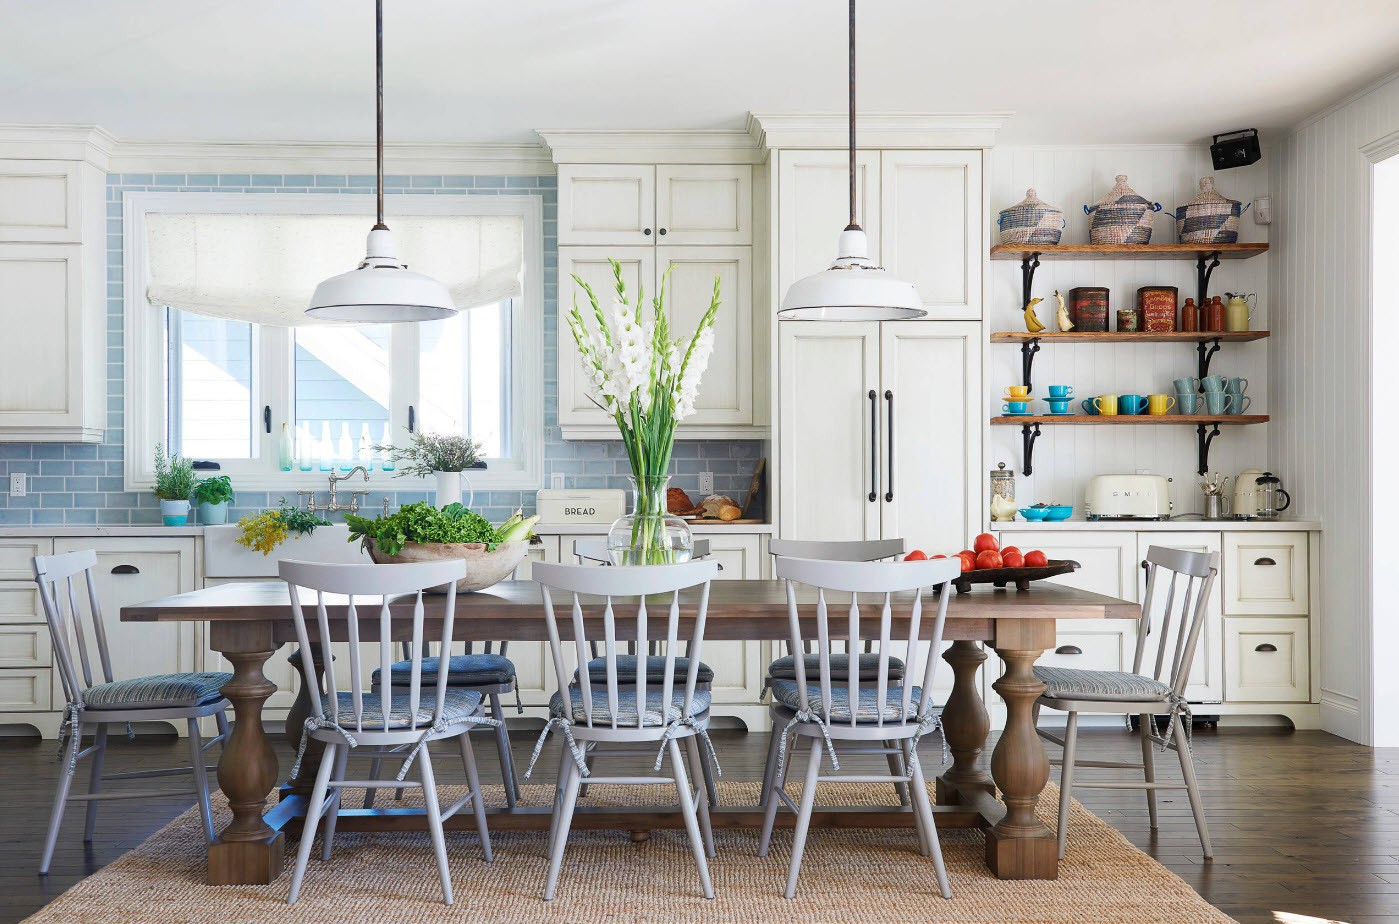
(0, 173, 762, 528)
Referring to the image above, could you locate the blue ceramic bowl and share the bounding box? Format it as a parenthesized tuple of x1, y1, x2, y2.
(1043, 505, 1074, 521)
(1019, 507, 1050, 521)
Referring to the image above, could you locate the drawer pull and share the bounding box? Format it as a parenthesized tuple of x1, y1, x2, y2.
(110, 564, 140, 575)
(1254, 643, 1278, 653)
(1054, 645, 1083, 655)
(1253, 557, 1276, 566)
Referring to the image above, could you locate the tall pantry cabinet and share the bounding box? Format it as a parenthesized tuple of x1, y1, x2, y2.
(768, 142, 986, 550)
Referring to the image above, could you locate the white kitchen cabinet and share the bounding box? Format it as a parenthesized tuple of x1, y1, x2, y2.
(0, 668, 49, 712)
(54, 538, 200, 689)
(559, 164, 752, 247)
(778, 321, 980, 550)
(1223, 532, 1309, 615)
(879, 150, 982, 319)
(1224, 617, 1310, 702)
(1137, 532, 1223, 703)
(775, 148, 982, 319)
(0, 537, 52, 581)
(0, 160, 86, 243)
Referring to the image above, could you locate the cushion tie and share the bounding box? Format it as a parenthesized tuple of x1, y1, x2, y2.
(57, 702, 84, 776)
(524, 716, 589, 780)
(289, 717, 359, 781)
(904, 712, 949, 779)
(394, 712, 502, 782)
(1160, 694, 1193, 753)
(775, 706, 842, 782)
(654, 718, 723, 779)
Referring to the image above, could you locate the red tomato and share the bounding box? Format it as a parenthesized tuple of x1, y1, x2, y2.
(904, 550, 928, 561)
(975, 549, 1004, 570)
(959, 549, 976, 561)
(931, 553, 948, 559)
(1024, 550, 1049, 567)
(955, 551, 976, 572)
(1002, 550, 1025, 568)
(974, 533, 1000, 553)
(1001, 546, 1021, 558)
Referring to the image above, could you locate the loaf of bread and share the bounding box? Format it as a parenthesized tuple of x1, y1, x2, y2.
(699, 494, 738, 519)
(667, 487, 695, 515)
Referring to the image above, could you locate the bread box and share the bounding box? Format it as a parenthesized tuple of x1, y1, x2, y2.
(536, 489, 625, 525)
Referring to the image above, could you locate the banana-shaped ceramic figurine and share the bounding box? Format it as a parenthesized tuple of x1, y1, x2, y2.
(1054, 289, 1073, 331)
(1023, 296, 1046, 333)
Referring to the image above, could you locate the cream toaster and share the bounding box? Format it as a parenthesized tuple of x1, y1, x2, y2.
(1084, 474, 1172, 520)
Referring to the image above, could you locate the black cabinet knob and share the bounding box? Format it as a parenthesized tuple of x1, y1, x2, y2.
(643, 228, 652, 236)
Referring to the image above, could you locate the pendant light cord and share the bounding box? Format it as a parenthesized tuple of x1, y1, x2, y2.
(374, 0, 387, 230)
(846, 0, 858, 232)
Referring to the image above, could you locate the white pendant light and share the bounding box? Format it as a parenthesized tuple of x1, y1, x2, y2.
(778, 0, 925, 321)
(307, 0, 457, 323)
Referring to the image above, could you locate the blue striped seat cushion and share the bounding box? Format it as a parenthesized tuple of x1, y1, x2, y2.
(1034, 667, 1172, 702)
(321, 688, 483, 729)
(548, 687, 711, 727)
(574, 655, 714, 686)
(769, 680, 926, 723)
(766, 653, 905, 682)
(82, 672, 231, 710)
(372, 653, 516, 688)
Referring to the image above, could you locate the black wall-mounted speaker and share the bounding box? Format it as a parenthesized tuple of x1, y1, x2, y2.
(1210, 129, 1262, 170)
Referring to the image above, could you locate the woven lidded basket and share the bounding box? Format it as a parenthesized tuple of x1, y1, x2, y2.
(1175, 176, 1249, 244)
(1084, 175, 1162, 244)
(997, 188, 1065, 245)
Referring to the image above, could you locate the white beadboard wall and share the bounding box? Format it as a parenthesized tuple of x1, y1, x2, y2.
(987, 146, 1271, 515)
(1271, 72, 1399, 744)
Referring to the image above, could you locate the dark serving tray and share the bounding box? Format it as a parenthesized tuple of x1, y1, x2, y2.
(950, 559, 1080, 594)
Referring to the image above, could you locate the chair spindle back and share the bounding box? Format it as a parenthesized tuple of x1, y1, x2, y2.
(1131, 546, 1220, 698)
(33, 550, 114, 707)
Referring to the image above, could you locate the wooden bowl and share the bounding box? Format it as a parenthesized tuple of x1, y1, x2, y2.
(366, 540, 528, 593)
(950, 559, 1079, 594)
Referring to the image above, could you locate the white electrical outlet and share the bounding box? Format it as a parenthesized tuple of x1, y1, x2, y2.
(698, 471, 714, 496)
(550, 472, 566, 490)
(9, 473, 25, 497)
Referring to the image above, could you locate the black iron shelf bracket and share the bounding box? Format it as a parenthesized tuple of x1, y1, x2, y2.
(1019, 252, 1042, 309)
(1196, 422, 1222, 476)
(1019, 337, 1041, 390)
(1197, 337, 1222, 380)
(1195, 251, 1221, 305)
(1021, 423, 1042, 476)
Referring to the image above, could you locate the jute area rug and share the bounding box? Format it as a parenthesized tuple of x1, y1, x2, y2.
(25, 781, 1233, 924)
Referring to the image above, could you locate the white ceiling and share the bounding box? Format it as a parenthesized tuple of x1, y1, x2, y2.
(2, 0, 1397, 146)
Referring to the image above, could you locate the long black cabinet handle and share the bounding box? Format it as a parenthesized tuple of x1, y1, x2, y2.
(1254, 643, 1278, 652)
(408, 405, 416, 433)
(884, 390, 895, 503)
(111, 564, 140, 575)
(867, 390, 878, 503)
(1055, 645, 1083, 655)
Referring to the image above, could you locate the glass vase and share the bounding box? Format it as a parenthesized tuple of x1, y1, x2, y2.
(606, 475, 693, 566)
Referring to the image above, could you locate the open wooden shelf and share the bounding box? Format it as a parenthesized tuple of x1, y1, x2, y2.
(991, 414, 1269, 425)
(991, 330, 1269, 344)
(990, 242, 1269, 261)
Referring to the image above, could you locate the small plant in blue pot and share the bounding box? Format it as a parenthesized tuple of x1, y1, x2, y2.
(153, 444, 197, 526)
(192, 474, 234, 525)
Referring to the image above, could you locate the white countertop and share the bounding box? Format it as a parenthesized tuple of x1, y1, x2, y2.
(993, 518, 1320, 532)
(537, 522, 773, 535)
(0, 526, 206, 537)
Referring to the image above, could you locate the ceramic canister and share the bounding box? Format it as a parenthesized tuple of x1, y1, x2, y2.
(1069, 287, 1110, 332)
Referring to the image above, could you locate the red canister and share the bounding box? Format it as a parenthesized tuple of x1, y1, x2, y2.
(1068, 286, 1110, 332)
(1137, 286, 1178, 332)
(1204, 296, 1226, 332)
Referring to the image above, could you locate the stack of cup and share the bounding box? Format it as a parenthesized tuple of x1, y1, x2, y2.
(1194, 375, 1252, 415)
(1174, 376, 1201, 414)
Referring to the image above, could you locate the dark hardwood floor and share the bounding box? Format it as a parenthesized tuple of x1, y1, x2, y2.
(1, 724, 1395, 923)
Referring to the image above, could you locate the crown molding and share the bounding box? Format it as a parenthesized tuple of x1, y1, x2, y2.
(747, 111, 1013, 151)
(0, 124, 116, 168)
(103, 139, 554, 176)
(536, 129, 763, 165)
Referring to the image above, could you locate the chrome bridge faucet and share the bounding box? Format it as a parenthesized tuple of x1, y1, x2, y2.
(298, 466, 380, 516)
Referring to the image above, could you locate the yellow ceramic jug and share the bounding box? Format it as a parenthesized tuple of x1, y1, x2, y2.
(1225, 293, 1255, 332)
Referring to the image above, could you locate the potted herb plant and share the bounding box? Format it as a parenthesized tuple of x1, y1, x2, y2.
(192, 474, 234, 525)
(346, 502, 538, 592)
(376, 430, 485, 508)
(153, 444, 197, 526)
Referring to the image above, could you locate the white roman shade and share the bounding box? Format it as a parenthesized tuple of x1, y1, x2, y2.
(145, 212, 524, 325)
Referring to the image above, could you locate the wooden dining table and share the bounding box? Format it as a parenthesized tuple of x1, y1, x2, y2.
(121, 578, 1139, 886)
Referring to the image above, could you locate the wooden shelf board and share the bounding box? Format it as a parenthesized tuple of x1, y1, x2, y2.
(989, 243, 1269, 261)
(991, 415, 1269, 425)
(990, 330, 1270, 344)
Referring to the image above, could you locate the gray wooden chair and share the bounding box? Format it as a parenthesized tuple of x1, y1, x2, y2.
(1035, 545, 1218, 860)
(757, 554, 959, 899)
(526, 559, 721, 901)
(33, 549, 231, 875)
(280, 558, 496, 905)
(761, 538, 910, 807)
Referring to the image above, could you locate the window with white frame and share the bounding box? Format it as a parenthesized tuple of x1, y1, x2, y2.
(124, 193, 544, 491)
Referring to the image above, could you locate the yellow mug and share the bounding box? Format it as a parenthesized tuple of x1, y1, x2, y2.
(1093, 394, 1119, 416)
(1005, 385, 1030, 399)
(1147, 393, 1176, 416)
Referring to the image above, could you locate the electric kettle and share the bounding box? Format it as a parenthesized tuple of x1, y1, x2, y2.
(1232, 468, 1265, 518)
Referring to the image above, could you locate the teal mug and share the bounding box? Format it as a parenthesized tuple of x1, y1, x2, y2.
(1200, 374, 1227, 393)
(1081, 398, 1100, 416)
(1175, 391, 1200, 414)
(1118, 394, 1147, 415)
(1173, 376, 1201, 393)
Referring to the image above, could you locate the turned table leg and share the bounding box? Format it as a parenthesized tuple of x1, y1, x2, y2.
(209, 622, 284, 886)
(986, 618, 1058, 880)
(936, 640, 995, 805)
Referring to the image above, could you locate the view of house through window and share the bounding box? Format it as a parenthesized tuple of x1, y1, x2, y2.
(164, 308, 256, 460)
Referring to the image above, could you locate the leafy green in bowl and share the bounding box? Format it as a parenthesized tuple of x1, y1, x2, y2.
(345, 502, 505, 557)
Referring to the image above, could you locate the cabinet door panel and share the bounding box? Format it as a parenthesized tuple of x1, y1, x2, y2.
(879, 321, 980, 556)
(880, 151, 982, 318)
(656, 165, 752, 245)
(0, 161, 82, 242)
(1224, 616, 1309, 702)
(1224, 532, 1308, 615)
(658, 246, 751, 425)
(777, 150, 880, 296)
(53, 538, 199, 683)
(557, 165, 655, 245)
(779, 322, 881, 541)
(1137, 533, 1223, 702)
(0, 246, 81, 422)
(0, 538, 52, 580)
(556, 246, 657, 427)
